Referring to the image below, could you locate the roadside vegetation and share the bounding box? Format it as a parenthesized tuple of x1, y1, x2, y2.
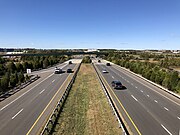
(0, 55, 70, 93)
(103, 51, 180, 93)
(52, 64, 121, 135)
(82, 56, 92, 63)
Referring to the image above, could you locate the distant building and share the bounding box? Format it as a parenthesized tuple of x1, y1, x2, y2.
(84, 49, 100, 52)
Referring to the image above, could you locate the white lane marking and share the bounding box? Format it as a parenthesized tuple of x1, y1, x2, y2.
(161, 124, 172, 135)
(39, 89, 45, 94)
(140, 90, 143, 93)
(164, 107, 169, 111)
(131, 95, 138, 101)
(147, 95, 150, 97)
(135, 86, 138, 89)
(127, 80, 129, 83)
(112, 76, 114, 79)
(52, 79, 55, 83)
(12, 109, 23, 119)
(113, 66, 180, 106)
(177, 116, 180, 120)
(0, 73, 54, 111)
(154, 100, 158, 103)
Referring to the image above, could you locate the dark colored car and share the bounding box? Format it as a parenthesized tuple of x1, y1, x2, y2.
(111, 80, 123, 89)
(67, 68, 73, 73)
(98, 60, 101, 63)
(69, 61, 72, 64)
(106, 63, 111, 66)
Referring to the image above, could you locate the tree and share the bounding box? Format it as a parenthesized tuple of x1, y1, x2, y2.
(162, 74, 171, 90)
(10, 74, 17, 87)
(0, 64, 5, 76)
(7, 62, 16, 73)
(1, 75, 9, 92)
(175, 81, 180, 93)
(19, 72, 25, 83)
(43, 58, 49, 68)
(169, 71, 179, 91)
(16, 63, 24, 72)
(23, 62, 29, 71)
(82, 56, 92, 63)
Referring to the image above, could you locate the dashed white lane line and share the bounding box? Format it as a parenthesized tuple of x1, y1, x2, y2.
(52, 79, 55, 83)
(131, 95, 138, 101)
(164, 107, 169, 111)
(39, 89, 45, 94)
(0, 73, 54, 111)
(154, 100, 158, 103)
(147, 95, 150, 97)
(12, 109, 23, 119)
(135, 86, 138, 89)
(112, 76, 114, 79)
(177, 116, 180, 120)
(140, 90, 143, 93)
(161, 124, 172, 135)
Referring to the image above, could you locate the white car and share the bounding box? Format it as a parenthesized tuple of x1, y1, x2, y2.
(102, 69, 108, 73)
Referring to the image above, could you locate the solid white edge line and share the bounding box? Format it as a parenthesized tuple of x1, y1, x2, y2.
(39, 89, 45, 94)
(0, 73, 54, 111)
(131, 95, 138, 101)
(12, 108, 23, 119)
(164, 107, 169, 111)
(161, 124, 172, 135)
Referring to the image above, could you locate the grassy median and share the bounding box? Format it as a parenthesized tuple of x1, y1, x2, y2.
(52, 64, 121, 135)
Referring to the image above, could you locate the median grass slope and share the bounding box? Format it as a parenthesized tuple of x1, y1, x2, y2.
(52, 64, 121, 135)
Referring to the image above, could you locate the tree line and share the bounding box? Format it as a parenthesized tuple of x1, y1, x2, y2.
(0, 55, 71, 93)
(105, 52, 180, 93)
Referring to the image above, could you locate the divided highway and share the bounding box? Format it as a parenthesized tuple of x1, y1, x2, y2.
(94, 59, 180, 135)
(0, 59, 81, 135)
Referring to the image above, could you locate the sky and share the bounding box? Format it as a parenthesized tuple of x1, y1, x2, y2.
(0, 0, 180, 50)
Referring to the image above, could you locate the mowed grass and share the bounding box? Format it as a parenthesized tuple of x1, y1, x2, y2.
(52, 64, 121, 135)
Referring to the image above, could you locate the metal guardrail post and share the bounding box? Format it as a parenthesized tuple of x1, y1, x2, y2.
(40, 63, 82, 135)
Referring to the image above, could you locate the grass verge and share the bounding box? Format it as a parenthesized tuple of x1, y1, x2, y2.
(52, 64, 122, 135)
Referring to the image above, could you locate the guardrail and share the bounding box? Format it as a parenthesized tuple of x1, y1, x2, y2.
(40, 63, 81, 135)
(92, 63, 129, 135)
(0, 75, 40, 101)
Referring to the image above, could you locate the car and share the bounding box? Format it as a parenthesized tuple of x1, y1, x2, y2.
(111, 80, 123, 89)
(54, 68, 62, 74)
(67, 68, 73, 73)
(102, 69, 108, 73)
(69, 61, 72, 64)
(98, 60, 101, 63)
(106, 63, 111, 66)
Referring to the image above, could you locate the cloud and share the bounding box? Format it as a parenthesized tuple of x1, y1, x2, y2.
(119, 42, 128, 45)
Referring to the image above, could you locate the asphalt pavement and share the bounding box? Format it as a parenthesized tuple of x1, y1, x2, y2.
(94, 59, 180, 135)
(0, 59, 81, 135)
